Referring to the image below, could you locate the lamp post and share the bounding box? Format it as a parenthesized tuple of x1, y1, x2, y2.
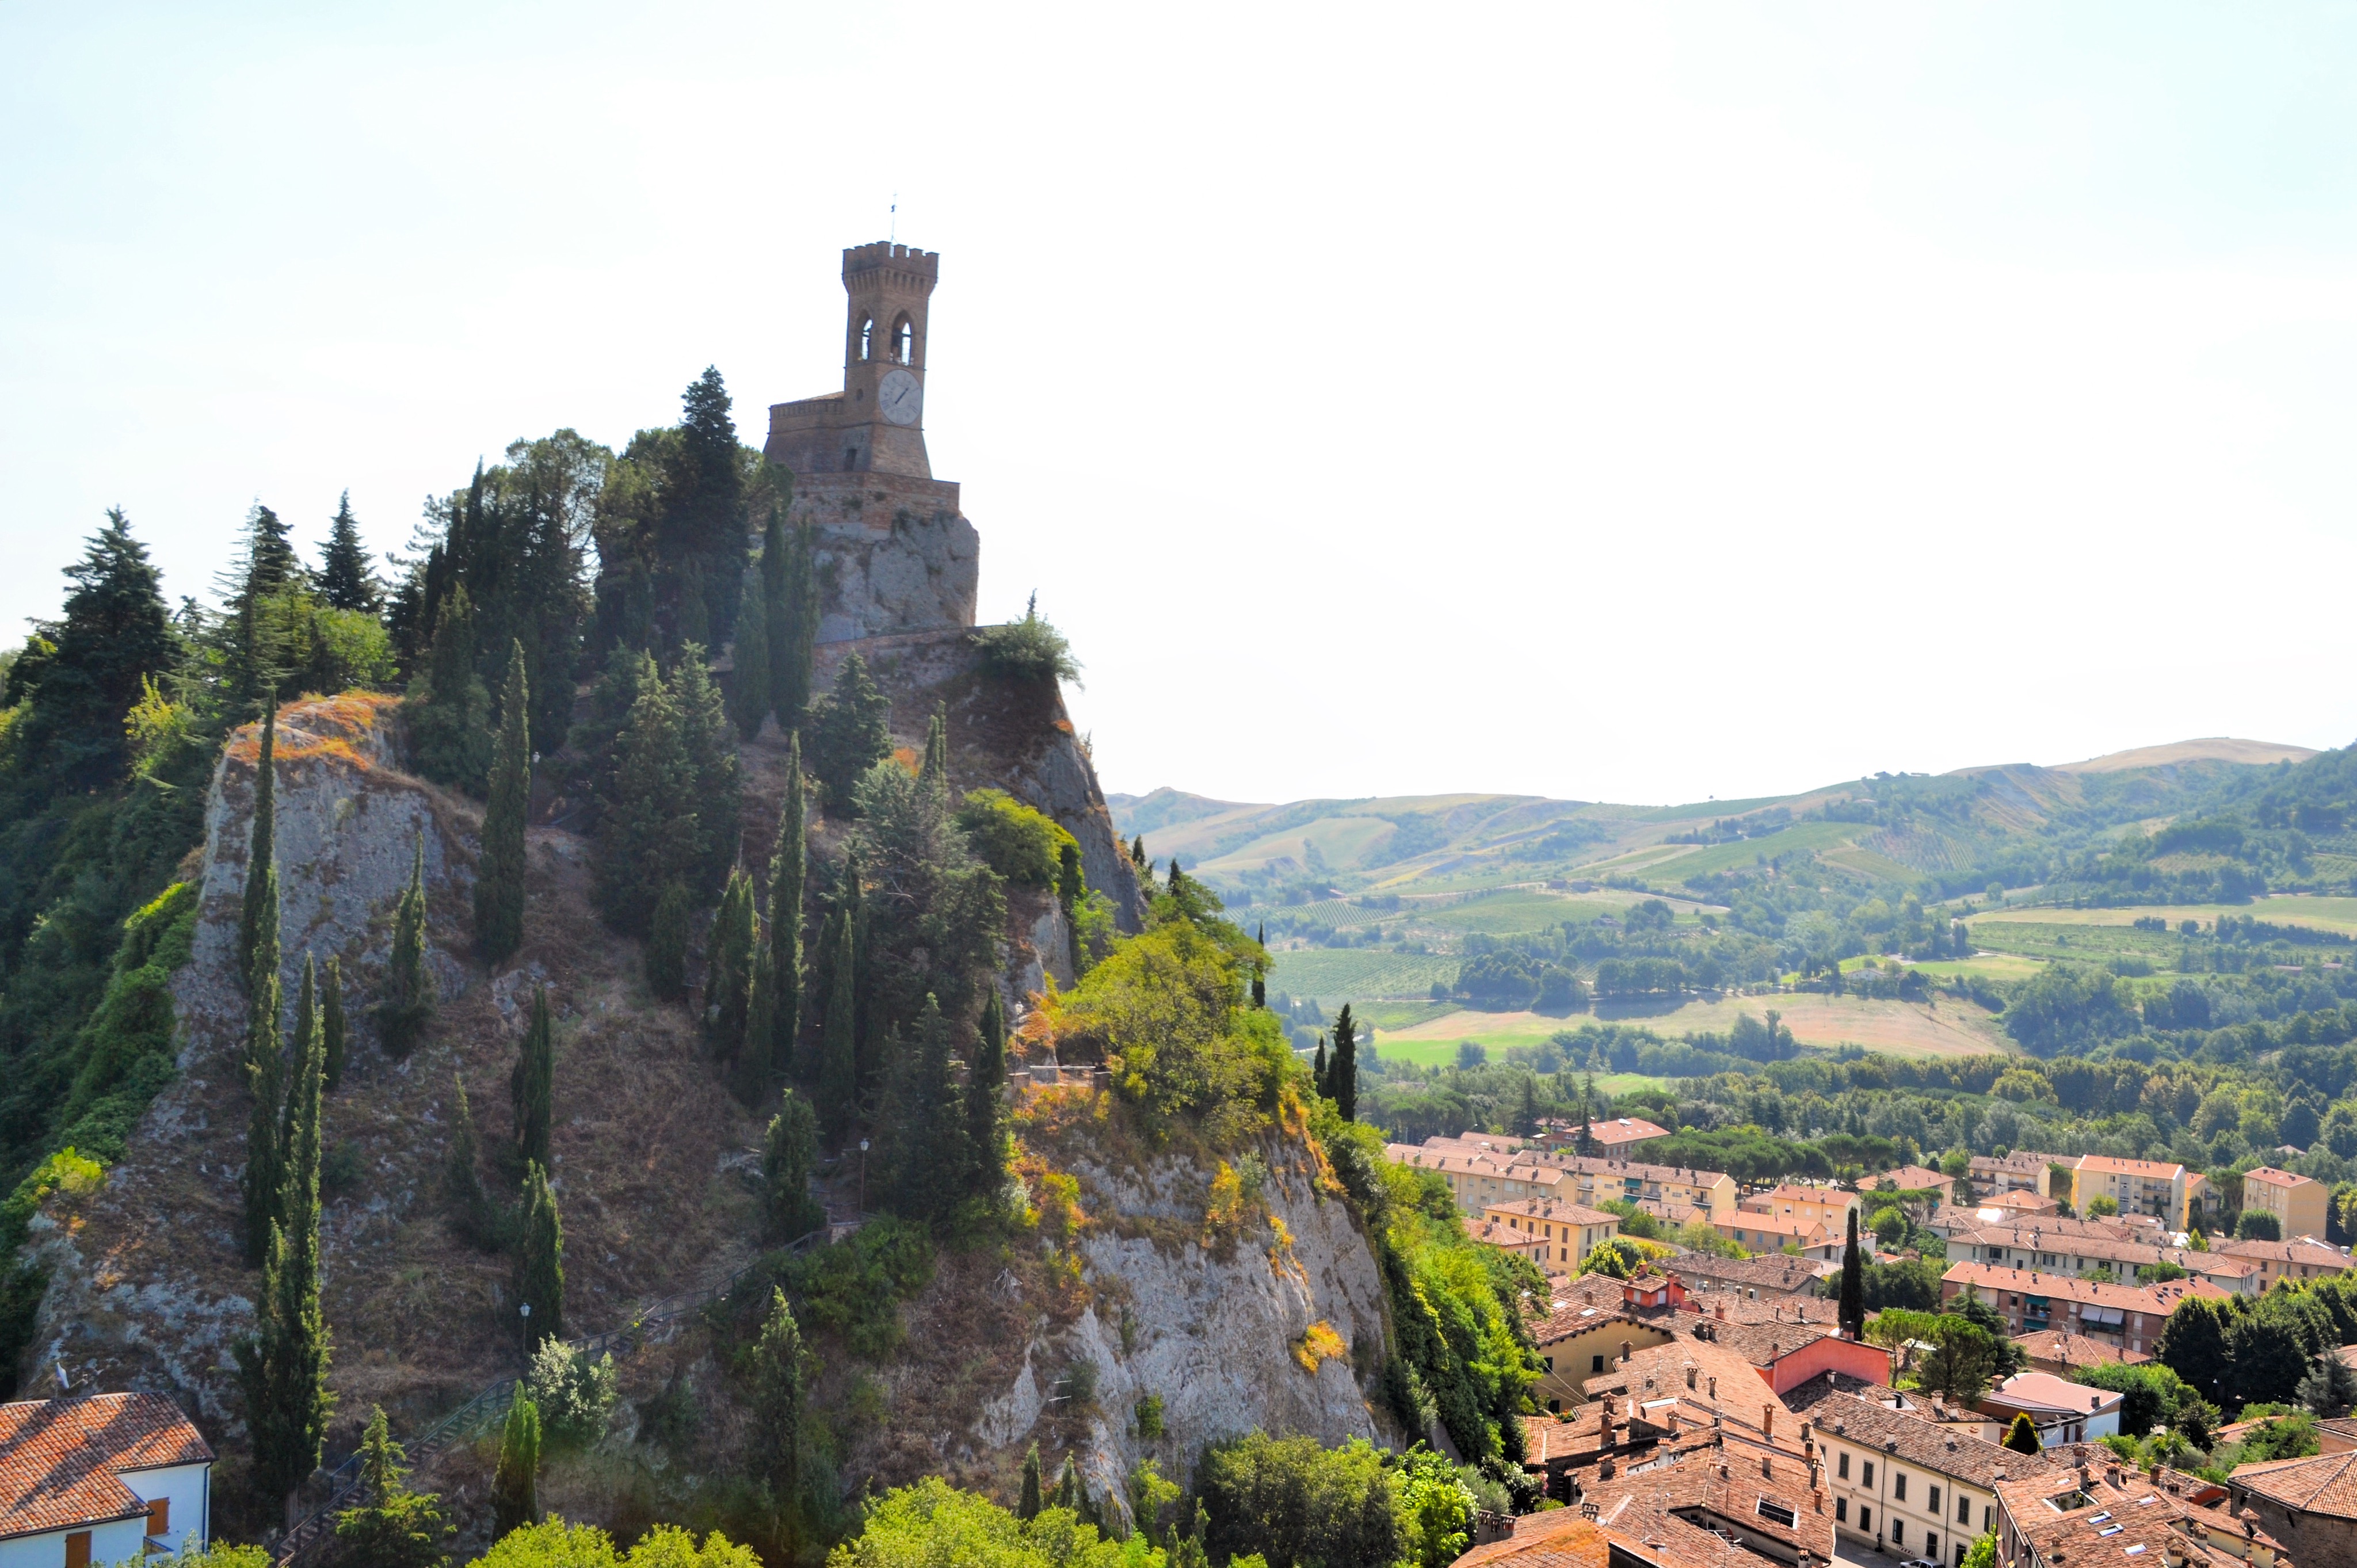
(859, 1139, 870, 1215)
(520, 1300, 531, 1355)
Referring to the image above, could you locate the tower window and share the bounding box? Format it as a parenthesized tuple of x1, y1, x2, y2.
(858, 315, 874, 361)
(892, 314, 913, 363)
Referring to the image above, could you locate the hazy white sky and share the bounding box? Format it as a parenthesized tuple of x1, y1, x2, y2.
(6, 3, 2355, 806)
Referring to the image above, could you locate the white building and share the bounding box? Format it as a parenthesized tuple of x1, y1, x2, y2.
(0, 1394, 212, 1568)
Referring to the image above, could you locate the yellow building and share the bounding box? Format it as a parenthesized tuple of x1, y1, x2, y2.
(1480, 1198, 1622, 1270)
(1383, 1137, 1736, 1223)
(1738, 1182, 1862, 1234)
(2065, 1156, 2190, 1228)
(2239, 1166, 2329, 1241)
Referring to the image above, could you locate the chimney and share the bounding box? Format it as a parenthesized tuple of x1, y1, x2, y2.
(1620, 1340, 1632, 1364)
(1717, 1302, 1727, 1321)
(1710, 1376, 1718, 1400)
(1687, 1363, 1698, 1391)
(1763, 1453, 1774, 1478)
(1764, 1405, 1776, 1440)
(2164, 1536, 2188, 1568)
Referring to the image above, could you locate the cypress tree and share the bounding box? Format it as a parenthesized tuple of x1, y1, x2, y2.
(1018, 1441, 1043, 1520)
(321, 955, 348, 1091)
(727, 573, 769, 739)
(1054, 1453, 1080, 1513)
(845, 846, 873, 1090)
(491, 1393, 541, 1535)
(646, 882, 691, 1001)
(476, 641, 531, 963)
(239, 696, 279, 991)
(516, 1161, 564, 1348)
(1252, 924, 1267, 1009)
(335, 1405, 448, 1568)
(408, 585, 494, 793)
(817, 909, 858, 1139)
(742, 938, 776, 1108)
(706, 868, 757, 1062)
(316, 492, 381, 613)
(764, 504, 817, 731)
(280, 957, 323, 1239)
(672, 646, 740, 885)
(882, 994, 964, 1224)
(239, 951, 332, 1520)
(762, 1093, 826, 1242)
(1313, 1036, 1328, 1096)
(1131, 835, 1146, 867)
(919, 701, 949, 795)
(444, 1074, 495, 1249)
(750, 1288, 807, 1497)
(1840, 1207, 1864, 1340)
(804, 653, 891, 811)
(1330, 1004, 1358, 1121)
(379, 834, 433, 1056)
(593, 671, 692, 933)
(1057, 842, 1085, 975)
(510, 987, 554, 1173)
(767, 733, 807, 1076)
(241, 938, 285, 1268)
(966, 989, 1009, 1201)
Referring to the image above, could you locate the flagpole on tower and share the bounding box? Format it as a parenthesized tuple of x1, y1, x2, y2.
(889, 193, 898, 243)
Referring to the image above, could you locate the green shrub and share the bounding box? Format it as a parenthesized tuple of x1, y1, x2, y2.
(970, 601, 1080, 686)
(526, 1340, 619, 1449)
(779, 1216, 935, 1360)
(955, 789, 1077, 887)
(1198, 1432, 1402, 1568)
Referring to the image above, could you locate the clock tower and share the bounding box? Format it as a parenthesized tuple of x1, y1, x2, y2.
(760, 240, 978, 642)
(766, 241, 939, 478)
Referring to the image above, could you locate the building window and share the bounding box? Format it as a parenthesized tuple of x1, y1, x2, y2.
(1592, 1355, 1605, 1374)
(1928, 1534, 1940, 1559)
(66, 1535, 91, 1568)
(1839, 1453, 1850, 1480)
(1958, 1496, 1971, 1524)
(1984, 1506, 1993, 1531)
(147, 1499, 169, 1536)
(1860, 1509, 1872, 1533)
(1892, 1520, 1904, 1546)
(1896, 1474, 1907, 1502)
(1863, 1463, 1874, 1488)
(1837, 1500, 1849, 1524)
(1928, 1486, 1939, 1512)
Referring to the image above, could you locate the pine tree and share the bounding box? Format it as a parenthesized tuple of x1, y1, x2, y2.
(804, 653, 893, 811)
(239, 950, 333, 1519)
(646, 882, 691, 1001)
(379, 834, 433, 1056)
(882, 994, 965, 1224)
(492, 1393, 541, 1535)
(407, 585, 494, 792)
(241, 943, 285, 1268)
(317, 493, 382, 613)
(334, 1405, 449, 1568)
(445, 1074, 495, 1249)
(1018, 1442, 1044, 1520)
(672, 646, 741, 884)
(750, 1288, 806, 1497)
(510, 987, 554, 1173)
(767, 734, 807, 1077)
(239, 696, 279, 991)
(1330, 1003, 1358, 1121)
(22, 508, 180, 786)
(1840, 1207, 1864, 1340)
(220, 504, 303, 707)
(321, 955, 348, 1091)
(966, 990, 1009, 1201)
(727, 573, 769, 739)
(762, 1093, 826, 1242)
(817, 909, 858, 1138)
(475, 641, 531, 963)
(706, 868, 757, 1063)
(1131, 835, 1147, 868)
(919, 702, 949, 795)
(516, 1161, 565, 1348)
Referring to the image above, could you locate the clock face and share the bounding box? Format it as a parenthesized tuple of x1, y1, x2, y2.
(878, 368, 922, 427)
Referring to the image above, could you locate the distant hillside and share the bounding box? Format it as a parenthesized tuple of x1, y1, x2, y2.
(1112, 735, 2344, 907)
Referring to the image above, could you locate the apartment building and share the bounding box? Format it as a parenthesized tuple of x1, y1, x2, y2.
(2215, 1235, 2352, 1290)
(1946, 1219, 2263, 1295)
(2240, 1165, 2330, 1241)
(1714, 1211, 1843, 1260)
(1738, 1183, 1863, 1234)
(1811, 1390, 2059, 1567)
(1942, 1262, 2228, 1356)
(2064, 1156, 2192, 1227)
(1386, 1136, 1737, 1222)
(1866, 1165, 1959, 1205)
(1480, 1198, 1622, 1271)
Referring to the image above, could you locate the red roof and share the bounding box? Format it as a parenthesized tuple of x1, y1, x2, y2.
(0, 1394, 211, 1540)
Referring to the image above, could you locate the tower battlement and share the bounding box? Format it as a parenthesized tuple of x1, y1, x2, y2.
(842, 241, 939, 285)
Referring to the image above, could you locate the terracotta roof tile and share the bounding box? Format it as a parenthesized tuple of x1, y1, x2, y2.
(0, 1394, 211, 1541)
(2230, 1448, 2357, 1518)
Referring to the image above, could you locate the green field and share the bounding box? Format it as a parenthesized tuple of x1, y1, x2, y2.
(1966, 921, 2199, 965)
(1614, 822, 1863, 882)
(1420, 890, 1603, 935)
(1264, 948, 1459, 1001)
(1974, 896, 2357, 938)
(1895, 952, 2046, 982)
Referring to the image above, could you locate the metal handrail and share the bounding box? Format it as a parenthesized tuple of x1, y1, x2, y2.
(273, 1223, 842, 1565)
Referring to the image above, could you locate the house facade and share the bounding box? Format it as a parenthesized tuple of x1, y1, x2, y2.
(0, 1393, 212, 1568)
(1479, 1199, 1622, 1270)
(1940, 1262, 2225, 1356)
(2065, 1156, 2192, 1227)
(1810, 1390, 2055, 1567)
(2240, 1166, 2331, 1242)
